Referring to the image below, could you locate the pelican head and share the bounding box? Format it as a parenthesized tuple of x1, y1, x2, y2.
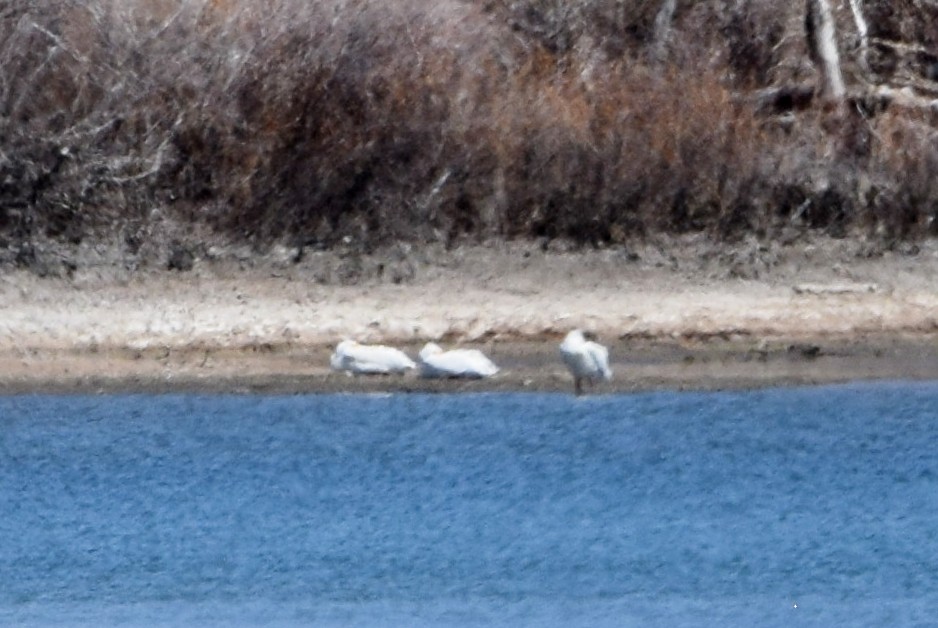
(418, 342, 444, 361)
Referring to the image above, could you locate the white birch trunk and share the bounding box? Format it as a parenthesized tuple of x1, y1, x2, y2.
(808, 0, 846, 102)
(846, 0, 870, 74)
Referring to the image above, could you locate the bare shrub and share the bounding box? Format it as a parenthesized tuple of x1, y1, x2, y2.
(866, 109, 938, 239)
(485, 61, 771, 244)
(2, 0, 938, 273)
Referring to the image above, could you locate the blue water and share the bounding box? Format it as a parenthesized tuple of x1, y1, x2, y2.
(2, 384, 938, 627)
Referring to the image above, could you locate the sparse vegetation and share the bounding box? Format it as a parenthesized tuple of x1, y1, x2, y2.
(3, 0, 938, 274)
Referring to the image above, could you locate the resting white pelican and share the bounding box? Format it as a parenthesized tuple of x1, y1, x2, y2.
(417, 342, 499, 379)
(330, 340, 416, 375)
(559, 329, 612, 395)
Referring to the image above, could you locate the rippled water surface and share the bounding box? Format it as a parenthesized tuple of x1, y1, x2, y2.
(2, 384, 938, 626)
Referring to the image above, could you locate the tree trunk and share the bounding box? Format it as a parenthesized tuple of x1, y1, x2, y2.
(651, 0, 678, 64)
(806, 0, 846, 102)
(846, 0, 870, 75)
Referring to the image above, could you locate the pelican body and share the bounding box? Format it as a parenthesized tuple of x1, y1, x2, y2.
(330, 340, 416, 375)
(559, 329, 612, 395)
(417, 342, 499, 379)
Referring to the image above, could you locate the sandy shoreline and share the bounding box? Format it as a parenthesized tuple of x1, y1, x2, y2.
(2, 240, 938, 394)
(3, 335, 938, 395)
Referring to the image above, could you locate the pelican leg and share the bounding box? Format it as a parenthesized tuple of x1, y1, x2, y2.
(574, 377, 583, 396)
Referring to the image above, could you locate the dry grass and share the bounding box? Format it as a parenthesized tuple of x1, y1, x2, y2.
(2, 0, 938, 273)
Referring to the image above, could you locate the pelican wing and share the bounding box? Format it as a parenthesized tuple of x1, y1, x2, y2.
(585, 341, 612, 380)
(560, 346, 586, 378)
(420, 348, 498, 379)
(560, 342, 594, 379)
(332, 342, 415, 374)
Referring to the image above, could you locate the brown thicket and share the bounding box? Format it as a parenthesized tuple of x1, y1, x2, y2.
(2, 0, 938, 272)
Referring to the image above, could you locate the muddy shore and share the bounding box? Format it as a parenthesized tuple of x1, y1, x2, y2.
(2, 238, 937, 394)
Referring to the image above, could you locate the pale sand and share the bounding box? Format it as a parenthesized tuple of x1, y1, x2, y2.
(1, 240, 937, 393)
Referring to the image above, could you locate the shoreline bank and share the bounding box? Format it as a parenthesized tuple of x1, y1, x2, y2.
(2, 241, 938, 394)
(2, 334, 937, 395)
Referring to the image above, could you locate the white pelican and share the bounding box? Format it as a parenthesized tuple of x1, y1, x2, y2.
(330, 340, 416, 375)
(417, 342, 499, 379)
(559, 329, 612, 395)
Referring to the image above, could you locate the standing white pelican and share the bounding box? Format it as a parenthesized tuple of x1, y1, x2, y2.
(559, 329, 612, 395)
(417, 342, 499, 379)
(330, 340, 416, 375)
